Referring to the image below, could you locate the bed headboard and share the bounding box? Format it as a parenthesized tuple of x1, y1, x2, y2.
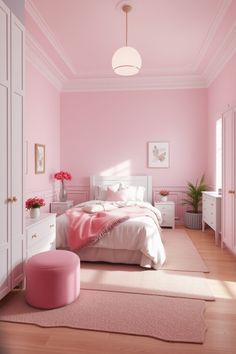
(90, 176, 152, 203)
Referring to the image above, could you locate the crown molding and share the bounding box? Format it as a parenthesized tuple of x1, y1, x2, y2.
(204, 21, 236, 86)
(192, 0, 232, 71)
(25, 0, 77, 76)
(26, 29, 207, 91)
(62, 75, 206, 92)
(26, 31, 65, 90)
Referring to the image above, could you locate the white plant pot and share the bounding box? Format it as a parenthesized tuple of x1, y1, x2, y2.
(161, 196, 168, 202)
(184, 211, 202, 229)
(30, 207, 40, 219)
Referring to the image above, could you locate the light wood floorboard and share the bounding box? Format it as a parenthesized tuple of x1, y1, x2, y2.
(0, 227, 236, 354)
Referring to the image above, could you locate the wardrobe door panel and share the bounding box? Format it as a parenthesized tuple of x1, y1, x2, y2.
(0, 0, 11, 300)
(10, 13, 25, 288)
(0, 2, 9, 83)
(222, 110, 235, 252)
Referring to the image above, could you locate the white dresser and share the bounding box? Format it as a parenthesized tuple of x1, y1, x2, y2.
(202, 191, 221, 245)
(50, 200, 74, 216)
(154, 201, 175, 229)
(26, 213, 56, 258)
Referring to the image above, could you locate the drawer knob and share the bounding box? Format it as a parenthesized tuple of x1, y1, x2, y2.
(228, 190, 235, 194)
(50, 224, 55, 228)
(32, 234, 37, 239)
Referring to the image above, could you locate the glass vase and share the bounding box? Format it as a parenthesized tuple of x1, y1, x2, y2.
(59, 180, 67, 202)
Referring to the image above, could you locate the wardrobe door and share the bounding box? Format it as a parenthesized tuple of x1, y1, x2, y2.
(11, 13, 25, 288)
(222, 109, 235, 253)
(0, 0, 11, 300)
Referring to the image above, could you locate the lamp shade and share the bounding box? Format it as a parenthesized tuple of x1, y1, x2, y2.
(112, 46, 142, 76)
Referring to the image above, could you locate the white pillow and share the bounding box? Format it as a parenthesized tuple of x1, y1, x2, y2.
(136, 186, 145, 201)
(118, 184, 145, 202)
(94, 183, 120, 200)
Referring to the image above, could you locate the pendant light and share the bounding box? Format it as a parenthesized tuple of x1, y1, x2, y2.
(112, 4, 142, 76)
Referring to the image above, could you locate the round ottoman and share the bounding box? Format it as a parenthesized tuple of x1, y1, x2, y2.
(25, 250, 80, 309)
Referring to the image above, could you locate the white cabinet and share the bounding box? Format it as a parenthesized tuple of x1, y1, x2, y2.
(155, 202, 175, 229)
(26, 214, 56, 258)
(0, 0, 25, 300)
(50, 200, 74, 216)
(202, 192, 221, 245)
(222, 108, 236, 255)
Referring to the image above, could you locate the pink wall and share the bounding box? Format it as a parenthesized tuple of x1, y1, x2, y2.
(207, 52, 236, 188)
(25, 62, 61, 211)
(61, 89, 208, 189)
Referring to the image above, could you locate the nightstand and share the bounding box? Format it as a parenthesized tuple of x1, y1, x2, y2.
(50, 200, 74, 216)
(154, 201, 175, 229)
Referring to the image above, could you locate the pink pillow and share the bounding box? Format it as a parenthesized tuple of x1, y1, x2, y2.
(105, 188, 128, 201)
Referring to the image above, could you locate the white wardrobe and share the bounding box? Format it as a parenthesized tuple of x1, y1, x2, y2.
(0, 0, 25, 300)
(222, 106, 236, 255)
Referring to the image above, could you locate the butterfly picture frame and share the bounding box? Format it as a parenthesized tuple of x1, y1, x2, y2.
(148, 141, 169, 168)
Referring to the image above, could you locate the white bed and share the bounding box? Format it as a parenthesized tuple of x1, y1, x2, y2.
(56, 176, 166, 269)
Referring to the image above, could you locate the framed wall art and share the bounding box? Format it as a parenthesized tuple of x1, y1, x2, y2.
(35, 143, 45, 174)
(148, 141, 169, 168)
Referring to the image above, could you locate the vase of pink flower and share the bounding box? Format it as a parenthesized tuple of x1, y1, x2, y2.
(54, 171, 72, 202)
(25, 197, 45, 218)
(159, 190, 169, 202)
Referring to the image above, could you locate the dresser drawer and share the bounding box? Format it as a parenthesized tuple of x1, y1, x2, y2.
(27, 217, 55, 248)
(203, 195, 216, 209)
(161, 215, 173, 226)
(26, 213, 56, 258)
(27, 234, 56, 258)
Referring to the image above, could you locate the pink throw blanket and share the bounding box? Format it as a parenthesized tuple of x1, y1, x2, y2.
(66, 205, 160, 251)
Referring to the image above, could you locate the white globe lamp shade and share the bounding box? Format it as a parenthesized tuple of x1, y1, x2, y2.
(112, 46, 142, 76)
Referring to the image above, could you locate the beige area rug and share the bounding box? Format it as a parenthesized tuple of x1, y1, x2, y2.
(80, 229, 214, 301)
(161, 229, 209, 272)
(0, 290, 207, 344)
(80, 263, 214, 301)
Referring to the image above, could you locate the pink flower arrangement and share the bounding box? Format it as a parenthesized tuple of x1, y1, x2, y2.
(25, 197, 45, 210)
(159, 190, 169, 197)
(54, 171, 72, 181)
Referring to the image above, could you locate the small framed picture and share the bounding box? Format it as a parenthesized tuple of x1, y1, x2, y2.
(35, 144, 45, 174)
(148, 141, 169, 168)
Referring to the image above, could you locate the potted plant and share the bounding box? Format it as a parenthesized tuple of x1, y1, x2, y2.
(182, 175, 208, 229)
(159, 190, 169, 202)
(26, 197, 45, 219)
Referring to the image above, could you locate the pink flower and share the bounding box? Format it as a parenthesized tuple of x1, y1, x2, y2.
(25, 197, 45, 209)
(54, 171, 72, 181)
(159, 190, 169, 196)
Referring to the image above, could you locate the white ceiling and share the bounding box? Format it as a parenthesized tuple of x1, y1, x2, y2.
(25, 0, 236, 91)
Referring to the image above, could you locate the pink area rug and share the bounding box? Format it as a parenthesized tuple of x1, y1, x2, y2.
(161, 229, 209, 272)
(0, 290, 207, 344)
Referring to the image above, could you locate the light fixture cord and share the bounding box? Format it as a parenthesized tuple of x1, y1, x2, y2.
(125, 9, 128, 46)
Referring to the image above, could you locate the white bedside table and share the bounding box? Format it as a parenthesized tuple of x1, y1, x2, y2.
(155, 201, 175, 229)
(50, 200, 74, 216)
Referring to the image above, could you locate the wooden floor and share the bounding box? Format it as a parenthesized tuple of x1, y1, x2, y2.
(1, 227, 236, 354)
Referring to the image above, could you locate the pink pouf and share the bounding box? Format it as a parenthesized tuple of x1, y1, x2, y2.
(25, 250, 80, 309)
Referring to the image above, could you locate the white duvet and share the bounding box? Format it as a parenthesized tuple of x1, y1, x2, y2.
(56, 201, 166, 269)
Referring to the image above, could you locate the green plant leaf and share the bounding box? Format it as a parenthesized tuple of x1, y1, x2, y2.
(182, 174, 208, 213)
